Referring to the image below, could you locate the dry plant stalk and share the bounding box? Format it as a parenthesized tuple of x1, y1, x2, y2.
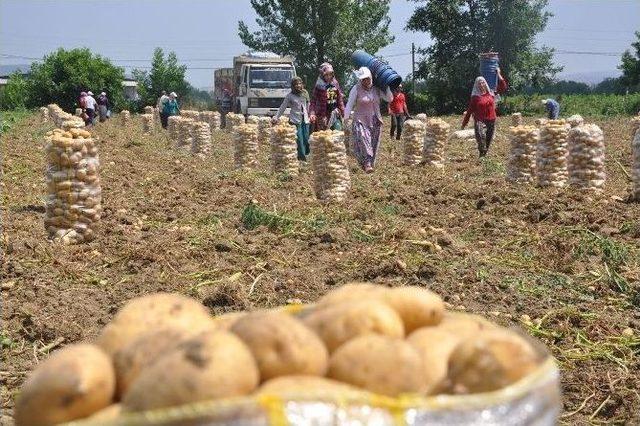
(632, 129, 640, 201)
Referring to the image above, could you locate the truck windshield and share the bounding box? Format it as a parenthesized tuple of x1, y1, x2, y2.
(249, 68, 292, 89)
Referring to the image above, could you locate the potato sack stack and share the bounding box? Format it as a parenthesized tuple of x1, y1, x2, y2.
(181, 110, 199, 120)
(423, 118, 450, 168)
(143, 106, 154, 114)
(310, 130, 351, 202)
(40, 107, 49, 122)
(343, 118, 353, 155)
(257, 116, 273, 146)
(568, 124, 606, 193)
(632, 129, 640, 201)
(631, 115, 640, 137)
(141, 114, 154, 134)
(276, 116, 289, 126)
(199, 111, 221, 131)
(511, 113, 523, 126)
(44, 127, 101, 244)
(535, 118, 548, 127)
(177, 118, 194, 149)
(61, 116, 85, 130)
(191, 122, 212, 157)
(270, 123, 299, 175)
(167, 116, 181, 143)
(153, 107, 160, 123)
(402, 119, 426, 166)
(415, 113, 428, 125)
(226, 112, 245, 132)
(506, 125, 538, 184)
(233, 124, 259, 169)
(47, 104, 65, 126)
(120, 110, 130, 126)
(536, 120, 569, 187)
(246, 115, 259, 125)
(567, 115, 584, 128)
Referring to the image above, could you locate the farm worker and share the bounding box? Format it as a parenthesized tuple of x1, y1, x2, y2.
(388, 83, 410, 140)
(157, 90, 169, 128)
(309, 62, 345, 131)
(83, 91, 98, 126)
(344, 66, 393, 173)
(163, 92, 180, 118)
(461, 68, 507, 157)
(541, 98, 560, 120)
(273, 77, 311, 161)
(97, 92, 110, 122)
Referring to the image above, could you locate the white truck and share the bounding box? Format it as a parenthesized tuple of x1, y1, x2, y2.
(215, 52, 296, 116)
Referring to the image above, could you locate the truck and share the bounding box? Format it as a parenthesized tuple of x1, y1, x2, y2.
(214, 52, 296, 116)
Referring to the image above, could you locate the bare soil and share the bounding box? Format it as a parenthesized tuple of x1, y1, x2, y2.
(1, 113, 639, 424)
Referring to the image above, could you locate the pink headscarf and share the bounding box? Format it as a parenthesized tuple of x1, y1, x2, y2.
(319, 62, 334, 76)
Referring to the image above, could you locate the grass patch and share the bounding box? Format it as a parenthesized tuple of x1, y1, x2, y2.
(481, 157, 506, 176)
(381, 204, 401, 215)
(241, 202, 295, 233)
(0, 109, 30, 134)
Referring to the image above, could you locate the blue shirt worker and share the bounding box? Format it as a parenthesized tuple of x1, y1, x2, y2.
(541, 98, 560, 119)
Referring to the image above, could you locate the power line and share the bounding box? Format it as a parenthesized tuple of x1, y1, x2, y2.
(554, 49, 624, 57)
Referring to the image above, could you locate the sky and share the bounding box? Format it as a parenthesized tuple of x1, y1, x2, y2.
(0, 0, 638, 89)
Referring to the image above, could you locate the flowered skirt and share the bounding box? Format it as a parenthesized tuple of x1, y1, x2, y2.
(352, 119, 382, 168)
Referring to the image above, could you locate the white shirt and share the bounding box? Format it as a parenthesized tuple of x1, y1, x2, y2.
(84, 96, 97, 110)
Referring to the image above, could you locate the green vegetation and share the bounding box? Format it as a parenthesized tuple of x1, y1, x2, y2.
(499, 94, 640, 117)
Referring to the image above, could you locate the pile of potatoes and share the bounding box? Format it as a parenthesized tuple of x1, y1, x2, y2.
(536, 120, 569, 188)
(40, 106, 49, 122)
(402, 119, 426, 166)
(226, 112, 245, 132)
(343, 118, 353, 155)
(568, 124, 606, 193)
(246, 115, 260, 125)
(233, 123, 259, 169)
(177, 117, 194, 149)
(633, 129, 640, 201)
(119, 110, 130, 126)
(191, 122, 212, 157)
(167, 115, 180, 143)
(270, 123, 299, 175)
(14, 285, 546, 425)
(566, 114, 584, 128)
(511, 113, 523, 126)
(199, 111, 221, 131)
(180, 110, 199, 120)
(44, 127, 101, 244)
(143, 106, 154, 115)
(257, 116, 273, 146)
(47, 104, 82, 128)
(140, 114, 154, 134)
(506, 125, 538, 184)
(423, 118, 449, 168)
(631, 115, 640, 137)
(414, 113, 428, 125)
(310, 130, 351, 202)
(75, 108, 83, 117)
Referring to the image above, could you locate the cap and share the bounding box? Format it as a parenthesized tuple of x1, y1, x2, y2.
(170, 92, 177, 97)
(87, 91, 94, 96)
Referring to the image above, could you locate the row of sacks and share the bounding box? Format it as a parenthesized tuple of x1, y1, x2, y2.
(45, 104, 85, 129)
(401, 118, 450, 168)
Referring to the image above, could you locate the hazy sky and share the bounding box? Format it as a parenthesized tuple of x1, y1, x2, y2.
(0, 0, 638, 88)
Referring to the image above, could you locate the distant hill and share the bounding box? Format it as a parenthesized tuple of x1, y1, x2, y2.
(0, 64, 31, 76)
(558, 71, 621, 85)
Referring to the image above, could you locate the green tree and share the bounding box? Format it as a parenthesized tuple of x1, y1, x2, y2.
(0, 72, 29, 110)
(133, 48, 189, 108)
(238, 0, 394, 86)
(593, 77, 625, 95)
(619, 31, 640, 90)
(407, 0, 562, 114)
(26, 48, 124, 111)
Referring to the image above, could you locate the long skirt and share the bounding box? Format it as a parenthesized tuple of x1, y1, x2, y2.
(352, 119, 382, 168)
(98, 105, 108, 122)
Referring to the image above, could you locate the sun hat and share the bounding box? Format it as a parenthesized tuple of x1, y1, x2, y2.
(100, 92, 106, 96)
(87, 91, 94, 96)
(170, 92, 177, 98)
(353, 66, 372, 80)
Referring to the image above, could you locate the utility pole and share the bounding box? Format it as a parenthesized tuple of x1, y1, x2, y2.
(411, 43, 416, 96)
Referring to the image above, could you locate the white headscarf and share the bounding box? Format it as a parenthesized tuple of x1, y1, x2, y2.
(471, 76, 492, 97)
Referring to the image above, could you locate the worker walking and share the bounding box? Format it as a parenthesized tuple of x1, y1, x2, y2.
(344, 67, 393, 173)
(541, 98, 560, 120)
(273, 77, 311, 161)
(461, 68, 507, 157)
(388, 84, 410, 140)
(309, 62, 345, 131)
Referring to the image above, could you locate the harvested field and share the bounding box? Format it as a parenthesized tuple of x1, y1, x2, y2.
(1, 113, 639, 424)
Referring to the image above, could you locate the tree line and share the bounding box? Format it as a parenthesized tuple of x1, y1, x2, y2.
(1, 0, 639, 114)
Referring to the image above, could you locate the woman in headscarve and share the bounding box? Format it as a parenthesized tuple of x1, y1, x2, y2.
(309, 62, 345, 131)
(344, 67, 393, 173)
(273, 77, 311, 161)
(461, 68, 507, 157)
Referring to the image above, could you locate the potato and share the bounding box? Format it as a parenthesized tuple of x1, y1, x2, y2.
(96, 293, 216, 356)
(86, 403, 122, 421)
(113, 328, 194, 398)
(303, 300, 404, 352)
(212, 311, 247, 331)
(441, 329, 541, 394)
(407, 327, 462, 394)
(122, 331, 259, 412)
(15, 344, 115, 426)
(231, 311, 328, 381)
(257, 375, 366, 396)
(316, 282, 388, 306)
(434, 312, 496, 337)
(328, 335, 425, 396)
(381, 287, 444, 332)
